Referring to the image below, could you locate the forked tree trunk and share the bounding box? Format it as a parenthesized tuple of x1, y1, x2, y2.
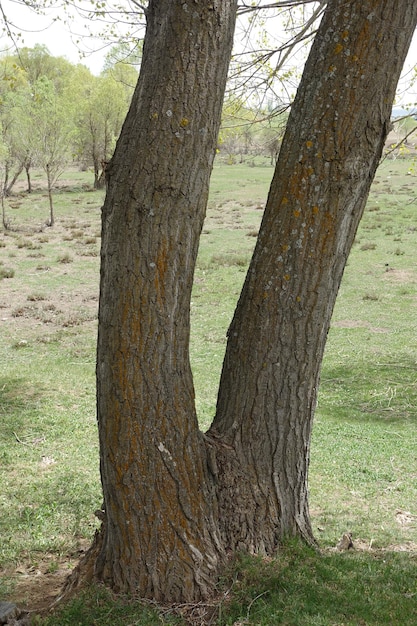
(66, 0, 417, 606)
(209, 0, 417, 551)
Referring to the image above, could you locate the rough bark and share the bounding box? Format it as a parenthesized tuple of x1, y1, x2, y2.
(68, 0, 417, 607)
(209, 0, 417, 553)
(93, 0, 237, 602)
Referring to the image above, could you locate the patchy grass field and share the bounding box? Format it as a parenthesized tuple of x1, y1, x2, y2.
(0, 157, 416, 624)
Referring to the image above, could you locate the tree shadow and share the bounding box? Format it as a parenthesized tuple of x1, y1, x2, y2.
(319, 354, 417, 425)
(221, 543, 417, 625)
(0, 376, 46, 442)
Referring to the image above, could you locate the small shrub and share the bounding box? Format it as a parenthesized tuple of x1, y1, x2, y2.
(12, 306, 29, 317)
(0, 266, 15, 279)
(210, 252, 250, 267)
(58, 253, 73, 264)
(360, 242, 377, 251)
(17, 238, 37, 249)
(78, 248, 99, 257)
(27, 293, 46, 302)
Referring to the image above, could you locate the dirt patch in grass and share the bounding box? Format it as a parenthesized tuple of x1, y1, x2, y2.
(0, 215, 100, 345)
(332, 319, 390, 333)
(1, 543, 90, 613)
(383, 268, 415, 283)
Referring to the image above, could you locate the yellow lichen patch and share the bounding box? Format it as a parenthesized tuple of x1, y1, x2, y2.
(180, 118, 189, 128)
(334, 43, 344, 55)
(151, 111, 159, 120)
(306, 140, 313, 149)
(293, 209, 301, 218)
(341, 30, 349, 40)
(307, 166, 314, 176)
(282, 244, 289, 252)
(312, 205, 319, 215)
(282, 196, 289, 204)
(283, 274, 291, 281)
(328, 64, 336, 73)
(352, 55, 359, 62)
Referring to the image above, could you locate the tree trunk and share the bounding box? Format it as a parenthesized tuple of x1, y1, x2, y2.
(1, 194, 8, 230)
(209, 0, 417, 552)
(68, 0, 417, 607)
(25, 161, 32, 194)
(4, 164, 24, 196)
(93, 0, 237, 602)
(46, 164, 54, 226)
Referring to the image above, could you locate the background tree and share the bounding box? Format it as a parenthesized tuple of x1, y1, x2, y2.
(0, 57, 32, 195)
(0, 124, 10, 229)
(25, 76, 74, 225)
(75, 71, 134, 188)
(0, 47, 84, 196)
(63, 0, 417, 606)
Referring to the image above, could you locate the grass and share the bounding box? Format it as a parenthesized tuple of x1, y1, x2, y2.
(218, 542, 417, 625)
(0, 157, 416, 624)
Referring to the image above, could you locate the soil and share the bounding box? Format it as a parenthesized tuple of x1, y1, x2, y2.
(1, 543, 90, 611)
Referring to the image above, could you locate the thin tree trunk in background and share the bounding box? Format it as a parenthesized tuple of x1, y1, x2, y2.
(46, 163, 54, 226)
(1, 193, 7, 230)
(209, 0, 417, 553)
(25, 159, 32, 193)
(4, 163, 24, 196)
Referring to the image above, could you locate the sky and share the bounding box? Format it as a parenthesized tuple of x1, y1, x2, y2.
(1, 0, 416, 104)
(0, 0, 121, 74)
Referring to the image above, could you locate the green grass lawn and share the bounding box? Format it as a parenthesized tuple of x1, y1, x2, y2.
(0, 157, 416, 624)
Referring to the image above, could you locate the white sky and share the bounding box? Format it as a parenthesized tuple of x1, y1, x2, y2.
(0, 0, 120, 74)
(0, 1, 416, 104)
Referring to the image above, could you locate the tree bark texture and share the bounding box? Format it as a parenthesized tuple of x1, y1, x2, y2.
(84, 0, 417, 606)
(94, 0, 237, 602)
(210, 0, 417, 552)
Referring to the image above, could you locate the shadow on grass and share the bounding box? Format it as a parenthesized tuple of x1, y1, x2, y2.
(0, 376, 46, 440)
(319, 355, 417, 424)
(219, 542, 417, 625)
